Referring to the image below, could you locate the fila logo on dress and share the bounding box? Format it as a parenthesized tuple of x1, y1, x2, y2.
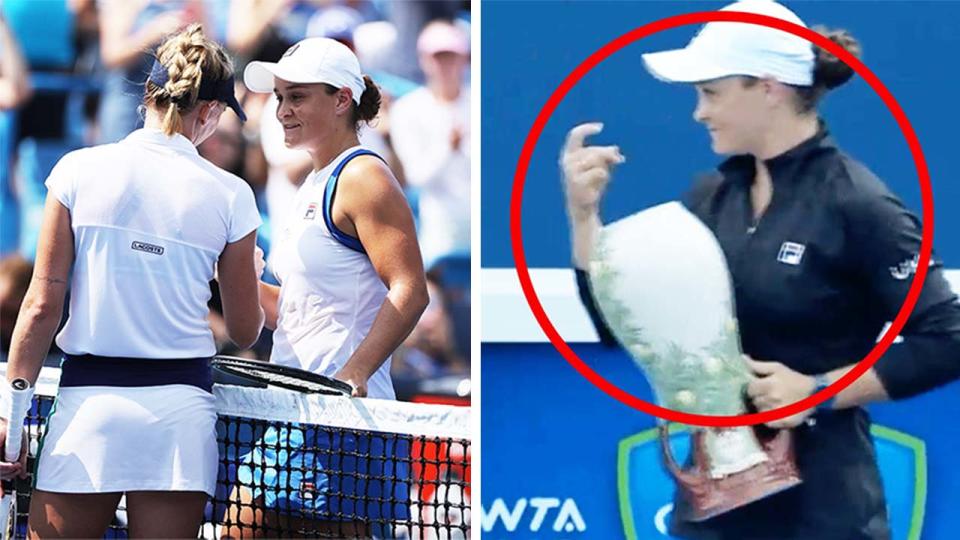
(777, 242, 805, 266)
(304, 203, 317, 220)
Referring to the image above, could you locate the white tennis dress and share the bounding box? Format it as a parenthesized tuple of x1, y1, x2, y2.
(36, 128, 261, 494)
(269, 146, 395, 400)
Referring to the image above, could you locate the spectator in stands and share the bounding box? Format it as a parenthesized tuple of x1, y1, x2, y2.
(2, 0, 73, 144)
(306, 4, 364, 49)
(227, 0, 330, 63)
(390, 19, 470, 267)
(0, 13, 32, 110)
(380, 1, 461, 82)
(0, 13, 32, 255)
(96, 0, 207, 143)
(0, 254, 32, 358)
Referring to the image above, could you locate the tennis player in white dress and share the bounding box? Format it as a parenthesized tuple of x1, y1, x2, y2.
(221, 37, 429, 538)
(1, 25, 264, 538)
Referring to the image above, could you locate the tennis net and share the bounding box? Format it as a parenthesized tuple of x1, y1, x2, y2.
(5, 366, 471, 539)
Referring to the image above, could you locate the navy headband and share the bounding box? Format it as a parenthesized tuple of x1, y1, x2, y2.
(148, 59, 247, 122)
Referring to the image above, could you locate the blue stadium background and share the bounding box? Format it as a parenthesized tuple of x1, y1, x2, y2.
(481, 1, 960, 539)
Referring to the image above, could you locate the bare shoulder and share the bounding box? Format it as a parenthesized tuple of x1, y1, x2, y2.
(336, 154, 405, 211)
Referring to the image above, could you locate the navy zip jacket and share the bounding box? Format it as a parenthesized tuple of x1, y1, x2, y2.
(576, 125, 960, 539)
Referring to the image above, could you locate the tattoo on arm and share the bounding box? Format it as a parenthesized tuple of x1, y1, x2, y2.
(33, 275, 68, 285)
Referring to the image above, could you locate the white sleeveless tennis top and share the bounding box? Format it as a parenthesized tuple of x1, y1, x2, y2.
(44, 129, 262, 358)
(269, 146, 394, 399)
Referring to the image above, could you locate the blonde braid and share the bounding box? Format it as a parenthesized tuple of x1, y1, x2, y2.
(144, 23, 234, 136)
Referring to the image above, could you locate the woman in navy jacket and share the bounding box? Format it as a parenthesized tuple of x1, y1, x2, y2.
(563, 2, 960, 538)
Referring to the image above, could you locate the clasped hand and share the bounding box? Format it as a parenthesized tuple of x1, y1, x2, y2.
(0, 419, 27, 483)
(745, 357, 817, 429)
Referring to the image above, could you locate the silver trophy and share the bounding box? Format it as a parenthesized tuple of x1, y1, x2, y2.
(588, 202, 801, 521)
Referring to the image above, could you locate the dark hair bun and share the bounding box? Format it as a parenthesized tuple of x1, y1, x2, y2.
(812, 26, 861, 90)
(356, 75, 382, 123)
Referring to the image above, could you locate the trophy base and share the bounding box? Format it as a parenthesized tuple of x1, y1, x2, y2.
(659, 426, 802, 522)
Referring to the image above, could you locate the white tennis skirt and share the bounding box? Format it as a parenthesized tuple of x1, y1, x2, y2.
(34, 384, 218, 495)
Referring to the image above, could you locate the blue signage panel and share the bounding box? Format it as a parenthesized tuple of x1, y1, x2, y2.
(481, 344, 959, 539)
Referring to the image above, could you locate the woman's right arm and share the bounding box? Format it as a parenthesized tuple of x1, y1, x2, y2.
(216, 232, 264, 349)
(6, 194, 74, 385)
(1, 193, 72, 475)
(561, 123, 624, 269)
(561, 123, 625, 346)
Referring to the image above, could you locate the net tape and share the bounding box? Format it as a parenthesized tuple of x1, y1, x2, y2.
(4, 366, 471, 539)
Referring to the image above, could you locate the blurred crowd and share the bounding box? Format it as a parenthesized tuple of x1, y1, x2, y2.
(0, 0, 471, 401)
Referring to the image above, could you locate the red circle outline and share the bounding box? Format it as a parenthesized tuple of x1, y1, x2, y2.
(509, 10, 933, 427)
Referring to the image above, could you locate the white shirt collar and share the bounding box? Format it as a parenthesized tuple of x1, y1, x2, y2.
(124, 128, 198, 155)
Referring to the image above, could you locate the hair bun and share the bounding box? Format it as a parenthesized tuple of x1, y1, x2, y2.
(812, 25, 862, 90)
(356, 75, 382, 123)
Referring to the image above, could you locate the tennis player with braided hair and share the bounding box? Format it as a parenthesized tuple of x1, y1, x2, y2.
(219, 37, 428, 538)
(565, 1, 960, 538)
(0, 24, 263, 537)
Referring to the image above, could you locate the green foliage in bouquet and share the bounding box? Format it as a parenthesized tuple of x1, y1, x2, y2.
(589, 235, 751, 417)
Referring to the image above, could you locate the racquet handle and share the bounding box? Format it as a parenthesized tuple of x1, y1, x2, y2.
(4, 379, 33, 462)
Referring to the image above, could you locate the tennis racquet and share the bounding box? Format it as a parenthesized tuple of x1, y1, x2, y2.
(0, 378, 34, 540)
(211, 356, 353, 396)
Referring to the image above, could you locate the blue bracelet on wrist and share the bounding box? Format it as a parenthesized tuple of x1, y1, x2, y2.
(813, 373, 836, 411)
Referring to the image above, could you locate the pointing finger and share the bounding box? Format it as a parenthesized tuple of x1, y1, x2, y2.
(564, 122, 605, 153)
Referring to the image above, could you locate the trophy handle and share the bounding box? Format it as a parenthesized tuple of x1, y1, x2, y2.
(657, 424, 709, 491)
(760, 426, 797, 464)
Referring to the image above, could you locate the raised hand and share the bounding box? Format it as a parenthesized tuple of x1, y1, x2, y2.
(560, 122, 625, 218)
